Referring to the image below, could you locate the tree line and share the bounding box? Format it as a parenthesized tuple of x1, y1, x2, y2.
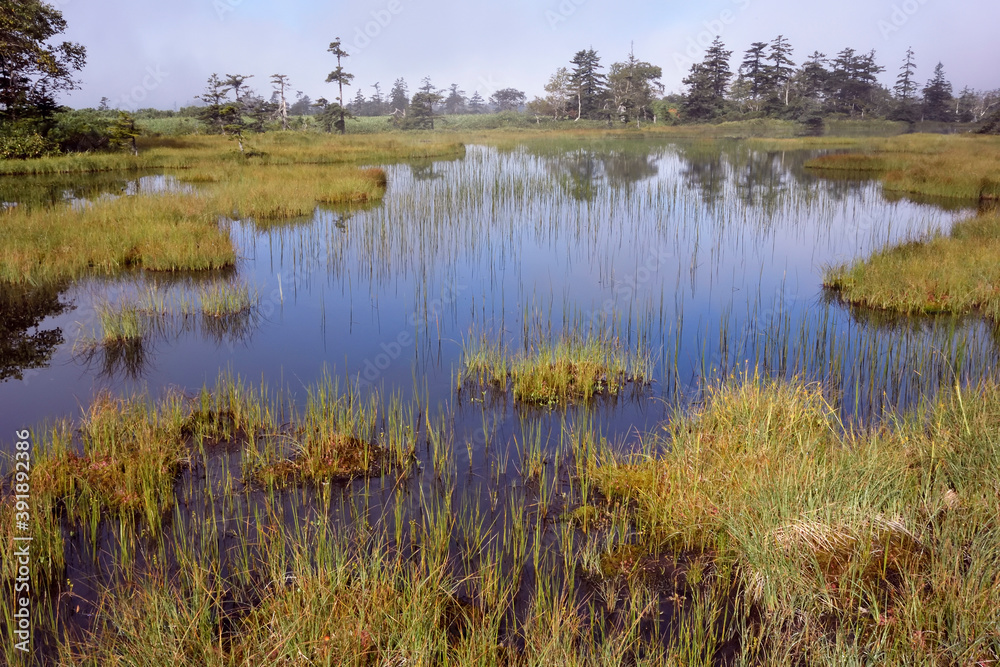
(670, 37, 995, 126)
(3, 0, 1000, 158)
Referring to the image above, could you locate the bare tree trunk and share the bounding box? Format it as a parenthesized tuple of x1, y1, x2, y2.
(338, 78, 345, 135)
(280, 82, 288, 130)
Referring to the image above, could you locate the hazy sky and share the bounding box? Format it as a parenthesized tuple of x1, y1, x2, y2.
(56, 0, 1000, 111)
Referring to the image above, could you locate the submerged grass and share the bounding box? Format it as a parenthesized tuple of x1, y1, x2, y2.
(462, 332, 651, 406)
(825, 211, 1000, 317)
(586, 373, 1000, 664)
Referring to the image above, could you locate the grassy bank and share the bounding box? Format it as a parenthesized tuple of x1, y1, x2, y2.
(0, 134, 462, 284)
(0, 133, 465, 176)
(825, 212, 1000, 317)
(584, 374, 1000, 664)
(814, 134, 1000, 317)
(806, 133, 1000, 201)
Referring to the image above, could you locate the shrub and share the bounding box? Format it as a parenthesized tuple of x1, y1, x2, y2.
(0, 131, 55, 159)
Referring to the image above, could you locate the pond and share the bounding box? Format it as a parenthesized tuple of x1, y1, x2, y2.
(0, 139, 988, 437)
(1, 136, 995, 659)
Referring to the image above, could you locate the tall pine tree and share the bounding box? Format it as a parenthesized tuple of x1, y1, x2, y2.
(767, 35, 795, 106)
(890, 47, 919, 122)
(922, 62, 953, 122)
(894, 47, 918, 100)
(569, 48, 608, 120)
(739, 42, 769, 99)
(325, 38, 353, 134)
(389, 78, 409, 113)
(681, 38, 733, 121)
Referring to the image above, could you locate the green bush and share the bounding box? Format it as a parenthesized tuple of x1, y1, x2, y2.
(0, 131, 55, 159)
(45, 109, 114, 152)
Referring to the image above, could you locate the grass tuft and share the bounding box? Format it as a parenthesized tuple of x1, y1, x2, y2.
(198, 281, 257, 317)
(462, 332, 651, 406)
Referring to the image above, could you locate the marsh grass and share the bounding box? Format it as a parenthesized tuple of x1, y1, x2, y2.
(0, 133, 465, 176)
(30, 393, 190, 531)
(0, 463, 64, 585)
(806, 133, 1000, 201)
(76, 281, 260, 361)
(0, 134, 462, 284)
(71, 300, 155, 380)
(55, 496, 668, 667)
(198, 281, 257, 317)
(585, 374, 1000, 663)
(243, 376, 404, 486)
(95, 300, 145, 342)
(59, 525, 498, 667)
(462, 332, 652, 406)
(825, 211, 1000, 317)
(0, 191, 236, 284)
(27, 373, 1000, 665)
(194, 163, 389, 222)
(813, 134, 1000, 318)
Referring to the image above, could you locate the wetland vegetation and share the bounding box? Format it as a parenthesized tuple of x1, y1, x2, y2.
(4, 118, 1000, 665)
(4, 1, 1000, 661)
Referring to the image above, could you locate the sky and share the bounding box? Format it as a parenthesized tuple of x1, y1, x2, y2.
(55, 0, 1000, 111)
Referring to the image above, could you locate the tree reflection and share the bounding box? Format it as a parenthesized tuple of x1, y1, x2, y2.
(533, 144, 662, 201)
(0, 283, 70, 381)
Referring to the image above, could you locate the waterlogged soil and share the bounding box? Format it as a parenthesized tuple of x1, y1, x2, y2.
(1, 138, 996, 660)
